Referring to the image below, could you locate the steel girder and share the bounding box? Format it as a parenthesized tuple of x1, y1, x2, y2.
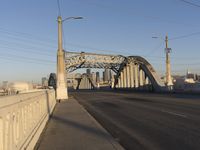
(65, 51, 166, 91)
(65, 51, 125, 73)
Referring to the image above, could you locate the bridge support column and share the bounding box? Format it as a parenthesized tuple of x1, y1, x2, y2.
(81, 78, 84, 89)
(111, 75, 115, 88)
(56, 16, 68, 100)
(118, 78, 121, 88)
(84, 76, 87, 89)
(86, 77, 89, 89)
(130, 63, 134, 88)
(78, 80, 81, 89)
(145, 77, 149, 85)
(120, 72, 124, 88)
(87, 78, 89, 89)
(134, 64, 139, 88)
(139, 69, 144, 87)
(127, 65, 131, 88)
(81, 77, 84, 89)
(88, 78, 90, 89)
(89, 79, 92, 89)
(123, 67, 127, 88)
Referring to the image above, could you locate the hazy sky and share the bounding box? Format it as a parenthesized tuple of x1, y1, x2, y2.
(0, 0, 200, 83)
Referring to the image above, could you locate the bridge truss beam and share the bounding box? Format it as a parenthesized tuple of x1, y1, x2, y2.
(50, 51, 167, 93)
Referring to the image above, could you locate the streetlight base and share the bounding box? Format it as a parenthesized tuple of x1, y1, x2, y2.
(56, 87, 68, 101)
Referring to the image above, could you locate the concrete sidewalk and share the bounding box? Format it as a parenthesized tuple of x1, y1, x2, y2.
(36, 96, 124, 150)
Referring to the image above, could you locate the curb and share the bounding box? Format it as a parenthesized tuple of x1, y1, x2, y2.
(71, 96, 124, 150)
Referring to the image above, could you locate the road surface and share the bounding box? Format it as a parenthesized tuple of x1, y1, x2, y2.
(71, 90, 200, 150)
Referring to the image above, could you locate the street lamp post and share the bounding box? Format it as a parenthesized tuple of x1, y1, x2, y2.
(152, 35, 173, 90)
(56, 16, 82, 101)
(164, 35, 173, 90)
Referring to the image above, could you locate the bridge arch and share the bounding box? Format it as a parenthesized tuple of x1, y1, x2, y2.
(63, 51, 166, 91)
(113, 56, 165, 91)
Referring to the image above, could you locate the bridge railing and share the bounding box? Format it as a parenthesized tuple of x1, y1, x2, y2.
(0, 89, 56, 150)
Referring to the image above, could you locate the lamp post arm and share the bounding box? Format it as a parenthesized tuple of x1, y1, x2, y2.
(62, 16, 83, 22)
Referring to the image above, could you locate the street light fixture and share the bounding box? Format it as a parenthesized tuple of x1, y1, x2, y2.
(62, 16, 83, 22)
(56, 15, 83, 100)
(152, 37, 160, 39)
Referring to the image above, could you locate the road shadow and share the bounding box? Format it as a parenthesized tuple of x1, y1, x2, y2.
(92, 101, 121, 109)
(124, 97, 156, 103)
(51, 115, 113, 140)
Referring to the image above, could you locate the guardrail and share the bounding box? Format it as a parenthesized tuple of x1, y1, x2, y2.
(0, 89, 56, 150)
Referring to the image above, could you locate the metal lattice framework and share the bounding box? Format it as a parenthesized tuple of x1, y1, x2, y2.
(120, 56, 165, 89)
(65, 51, 125, 73)
(64, 51, 165, 91)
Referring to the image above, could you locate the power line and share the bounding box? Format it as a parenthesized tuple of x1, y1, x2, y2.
(179, 0, 200, 7)
(57, 0, 62, 16)
(144, 41, 164, 56)
(0, 28, 124, 56)
(0, 27, 56, 43)
(1, 26, 200, 60)
(0, 30, 56, 48)
(0, 53, 56, 64)
(0, 27, 125, 55)
(77, 0, 196, 27)
(65, 43, 134, 55)
(0, 56, 54, 66)
(0, 45, 55, 57)
(169, 31, 200, 40)
(0, 39, 55, 54)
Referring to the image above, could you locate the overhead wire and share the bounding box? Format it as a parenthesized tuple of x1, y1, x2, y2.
(57, 0, 62, 16)
(1, 25, 199, 59)
(75, 0, 197, 27)
(0, 57, 54, 66)
(0, 27, 56, 44)
(0, 53, 56, 64)
(144, 41, 164, 56)
(1, 29, 200, 61)
(0, 40, 55, 55)
(169, 31, 200, 40)
(179, 0, 200, 7)
(0, 33, 57, 49)
(0, 45, 55, 57)
(0, 54, 55, 66)
(0, 24, 200, 62)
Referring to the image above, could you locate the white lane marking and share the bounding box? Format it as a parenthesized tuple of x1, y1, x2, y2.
(161, 110, 188, 118)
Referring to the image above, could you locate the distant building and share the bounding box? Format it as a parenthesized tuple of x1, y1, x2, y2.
(186, 71, 198, 81)
(42, 77, 48, 87)
(173, 70, 200, 92)
(2, 81, 8, 89)
(9, 82, 33, 93)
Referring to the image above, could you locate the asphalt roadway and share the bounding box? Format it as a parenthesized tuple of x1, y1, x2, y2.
(71, 90, 200, 150)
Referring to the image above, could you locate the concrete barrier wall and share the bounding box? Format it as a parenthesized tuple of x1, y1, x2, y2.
(0, 89, 56, 150)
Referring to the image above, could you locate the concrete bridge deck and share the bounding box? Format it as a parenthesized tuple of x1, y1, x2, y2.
(71, 90, 200, 150)
(36, 96, 124, 150)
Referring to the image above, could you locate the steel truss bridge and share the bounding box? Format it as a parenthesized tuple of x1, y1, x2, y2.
(63, 51, 166, 91)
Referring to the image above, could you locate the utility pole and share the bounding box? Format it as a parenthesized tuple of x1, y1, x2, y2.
(56, 16, 68, 100)
(165, 35, 173, 90)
